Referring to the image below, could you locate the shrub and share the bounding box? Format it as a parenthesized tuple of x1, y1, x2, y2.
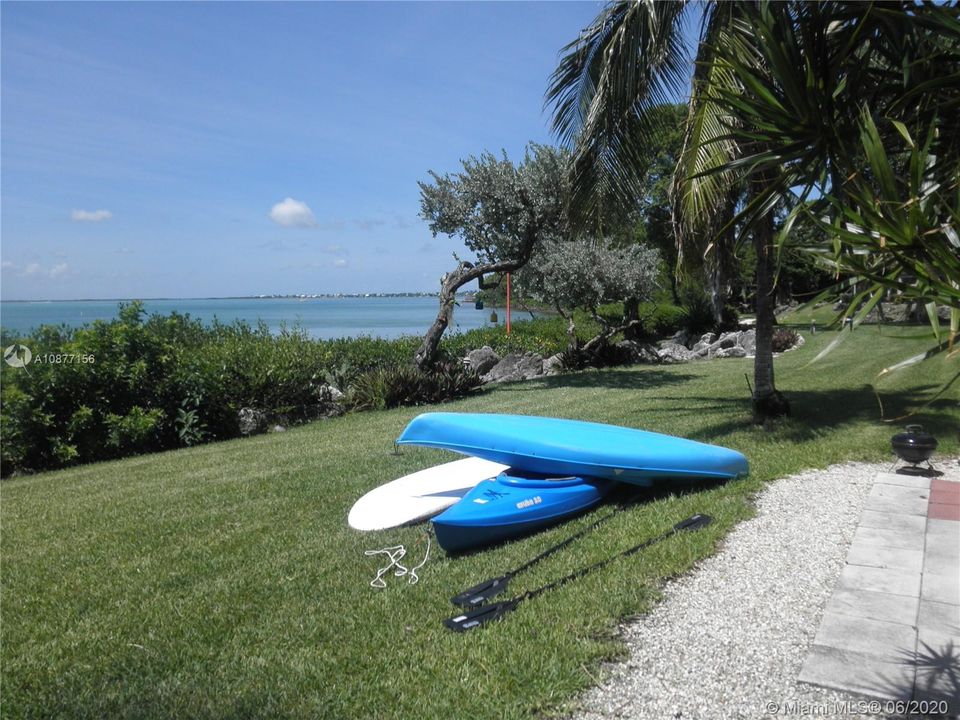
(679, 290, 716, 337)
(635, 302, 685, 338)
(349, 362, 481, 411)
(0, 303, 409, 476)
(772, 328, 800, 353)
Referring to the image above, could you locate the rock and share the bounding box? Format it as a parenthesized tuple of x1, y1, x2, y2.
(543, 353, 564, 375)
(692, 332, 717, 353)
(635, 343, 661, 364)
(238, 407, 267, 436)
(482, 352, 544, 383)
(321, 383, 344, 403)
(516, 353, 543, 379)
(718, 331, 739, 349)
(669, 329, 693, 348)
(715, 346, 747, 359)
(465, 346, 500, 376)
(615, 340, 661, 365)
(740, 329, 756, 355)
(271, 425, 286, 433)
(657, 343, 693, 363)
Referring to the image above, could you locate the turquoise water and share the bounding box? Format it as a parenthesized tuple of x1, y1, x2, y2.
(0, 296, 501, 340)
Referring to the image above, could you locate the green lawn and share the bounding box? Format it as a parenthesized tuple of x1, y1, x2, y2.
(2, 328, 957, 719)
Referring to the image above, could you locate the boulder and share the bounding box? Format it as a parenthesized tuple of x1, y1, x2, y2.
(616, 340, 661, 365)
(657, 343, 693, 363)
(692, 332, 717, 353)
(317, 384, 346, 417)
(542, 353, 564, 375)
(482, 352, 544, 384)
(465, 346, 500, 376)
(740, 329, 756, 355)
(715, 346, 747, 359)
(668, 329, 693, 348)
(238, 407, 267, 436)
(635, 343, 662, 364)
(321, 383, 345, 403)
(718, 331, 739, 349)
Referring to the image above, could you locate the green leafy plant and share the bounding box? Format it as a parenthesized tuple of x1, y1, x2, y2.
(771, 328, 800, 354)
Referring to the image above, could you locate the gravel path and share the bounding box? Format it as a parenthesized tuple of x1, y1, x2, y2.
(570, 458, 960, 720)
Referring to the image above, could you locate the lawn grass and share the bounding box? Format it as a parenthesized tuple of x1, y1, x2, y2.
(2, 327, 957, 719)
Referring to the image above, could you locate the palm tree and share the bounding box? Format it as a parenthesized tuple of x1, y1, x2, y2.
(703, 2, 960, 337)
(547, 0, 790, 421)
(548, 1, 960, 421)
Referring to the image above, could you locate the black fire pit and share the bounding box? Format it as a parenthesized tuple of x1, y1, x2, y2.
(891, 424, 938, 472)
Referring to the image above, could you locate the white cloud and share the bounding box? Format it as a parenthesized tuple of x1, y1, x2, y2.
(17, 262, 70, 279)
(71, 209, 113, 222)
(269, 198, 316, 227)
(1, 261, 15, 271)
(323, 244, 344, 254)
(333, 258, 348, 268)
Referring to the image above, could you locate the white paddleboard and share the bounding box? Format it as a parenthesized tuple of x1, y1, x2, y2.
(348, 457, 509, 531)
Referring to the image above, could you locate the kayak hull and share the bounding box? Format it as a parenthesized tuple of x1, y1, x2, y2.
(431, 470, 613, 552)
(398, 413, 749, 486)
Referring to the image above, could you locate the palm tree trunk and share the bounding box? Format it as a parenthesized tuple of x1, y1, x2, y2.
(752, 211, 789, 422)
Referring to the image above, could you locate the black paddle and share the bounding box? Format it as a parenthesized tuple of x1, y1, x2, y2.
(450, 499, 634, 608)
(444, 513, 713, 632)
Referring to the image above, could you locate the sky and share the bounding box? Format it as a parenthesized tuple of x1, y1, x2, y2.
(1, 1, 695, 301)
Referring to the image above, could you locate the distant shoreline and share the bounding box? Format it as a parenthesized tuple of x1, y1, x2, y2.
(0, 292, 460, 304)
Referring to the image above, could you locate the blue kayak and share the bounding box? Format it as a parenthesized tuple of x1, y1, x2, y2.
(431, 470, 613, 552)
(397, 413, 748, 486)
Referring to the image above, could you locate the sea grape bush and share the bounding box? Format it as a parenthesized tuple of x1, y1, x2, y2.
(0, 303, 568, 476)
(0, 299, 693, 476)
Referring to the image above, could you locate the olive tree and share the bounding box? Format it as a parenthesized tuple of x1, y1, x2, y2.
(415, 143, 569, 368)
(520, 239, 661, 354)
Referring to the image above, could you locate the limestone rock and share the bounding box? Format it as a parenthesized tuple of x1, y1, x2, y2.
(692, 332, 717, 353)
(715, 346, 747, 359)
(465, 346, 500, 376)
(616, 340, 661, 364)
(238, 407, 267, 436)
(543, 353, 564, 375)
(482, 352, 544, 383)
(657, 343, 693, 363)
(718, 332, 739, 349)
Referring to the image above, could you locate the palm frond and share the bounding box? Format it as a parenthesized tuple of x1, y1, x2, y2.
(546, 0, 695, 229)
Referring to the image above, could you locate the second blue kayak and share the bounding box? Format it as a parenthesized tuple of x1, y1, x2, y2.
(397, 412, 749, 486)
(431, 470, 613, 552)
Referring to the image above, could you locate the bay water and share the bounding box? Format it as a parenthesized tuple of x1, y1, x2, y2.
(0, 296, 502, 340)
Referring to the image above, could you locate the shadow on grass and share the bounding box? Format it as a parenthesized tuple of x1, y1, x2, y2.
(447, 476, 728, 559)
(663, 385, 958, 444)
(493, 368, 699, 392)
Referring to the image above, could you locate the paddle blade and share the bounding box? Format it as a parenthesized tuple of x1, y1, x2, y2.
(444, 599, 519, 632)
(674, 514, 712, 532)
(450, 575, 511, 608)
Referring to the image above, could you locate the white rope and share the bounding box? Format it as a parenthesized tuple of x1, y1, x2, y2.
(403, 534, 431, 586)
(364, 534, 432, 588)
(364, 544, 407, 589)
